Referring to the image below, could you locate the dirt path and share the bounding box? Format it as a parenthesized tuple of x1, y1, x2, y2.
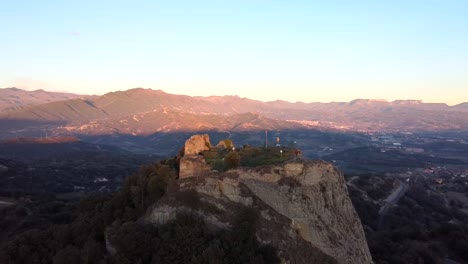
(378, 180, 408, 229)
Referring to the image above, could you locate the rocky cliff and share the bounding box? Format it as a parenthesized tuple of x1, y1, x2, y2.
(178, 134, 212, 178)
(238, 161, 373, 264)
(183, 134, 211, 155)
(147, 135, 373, 264)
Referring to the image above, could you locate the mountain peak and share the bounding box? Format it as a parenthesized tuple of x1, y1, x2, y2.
(0, 88, 83, 112)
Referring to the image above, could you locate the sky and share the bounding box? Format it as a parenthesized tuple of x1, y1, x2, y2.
(1, 0, 467, 104)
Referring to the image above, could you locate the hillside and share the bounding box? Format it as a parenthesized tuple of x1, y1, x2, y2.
(347, 173, 468, 263)
(57, 111, 306, 136)
(0, 137, 157, 195)
(0, 87, 84, 112)
(1, 88, 468, 134)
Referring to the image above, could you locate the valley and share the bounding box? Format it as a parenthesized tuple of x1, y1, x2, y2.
(0, 87, 467, 263)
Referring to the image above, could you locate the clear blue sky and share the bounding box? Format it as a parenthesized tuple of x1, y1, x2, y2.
(1, 0, 467, 104)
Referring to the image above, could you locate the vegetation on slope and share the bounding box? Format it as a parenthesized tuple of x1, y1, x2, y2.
(202, 146, 295, 171)
(0, 158, 280, 264)
(0, 140, 156, 195)
(348, 175, 468, 264)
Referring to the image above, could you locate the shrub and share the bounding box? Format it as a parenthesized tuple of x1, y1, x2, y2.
(223, 139, 233, 149)
(175, 189, 200, 209)
(224, 152, 240, 170)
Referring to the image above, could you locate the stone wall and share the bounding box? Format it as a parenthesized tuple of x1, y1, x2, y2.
(179, 155, 210, 178)
(179, 134, 212, 178)
(184, 134, 211, 155)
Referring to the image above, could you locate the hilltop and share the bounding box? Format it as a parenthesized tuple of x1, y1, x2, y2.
(0, 87, 84, 112)
(166, 134, 373, 263)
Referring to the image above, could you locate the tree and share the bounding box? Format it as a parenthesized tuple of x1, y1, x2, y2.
(224, 152, 240, 170)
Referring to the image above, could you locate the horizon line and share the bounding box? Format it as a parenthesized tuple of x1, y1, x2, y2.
(1, 86, 466, 106)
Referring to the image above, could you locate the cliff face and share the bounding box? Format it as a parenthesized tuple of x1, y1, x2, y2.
(147, 160, 372, 264)
(178, 134, 212, 178)
(238, 161, 373, 264)
(178, 155, 210, 178)
(183, 134, 211, 155)
(148, 135, 372, 264)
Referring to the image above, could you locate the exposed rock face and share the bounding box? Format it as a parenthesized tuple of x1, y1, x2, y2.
(152, 135, 372, 263)
(179, 155, 211, 178)
(284, 162, 304, 177)
(238, 161, 373, 264)
(147, 205, 178, 225)
(179, 134, 212, 178)
(184, 134, 211, 155)
(194, 176, 249, 202)
(146, 204, 230, 230)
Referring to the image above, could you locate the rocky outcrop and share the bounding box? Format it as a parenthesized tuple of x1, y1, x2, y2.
(194, 177, 253, 206)
(183, 134, 211, 155)
(179, 134, 212, 178)
(146, 204, 230, 230)
(152, 135, 372, 263)
(238, 161, 373, 264)
(152, 160, 372, 263)
(179, 155, 211, 178)
(147, 205, 178, 225)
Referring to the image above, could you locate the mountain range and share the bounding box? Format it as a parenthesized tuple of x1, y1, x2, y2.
(1, 88, 468, 140)
(0, 87, 85, 112)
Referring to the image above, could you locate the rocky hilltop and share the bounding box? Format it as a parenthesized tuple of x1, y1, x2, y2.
(178, 134, 212, 178)
(146, 135, 373, 264)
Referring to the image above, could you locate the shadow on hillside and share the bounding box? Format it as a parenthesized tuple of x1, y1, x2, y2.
(77, 128, 368, 158)
(0, 119, 67, 138)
